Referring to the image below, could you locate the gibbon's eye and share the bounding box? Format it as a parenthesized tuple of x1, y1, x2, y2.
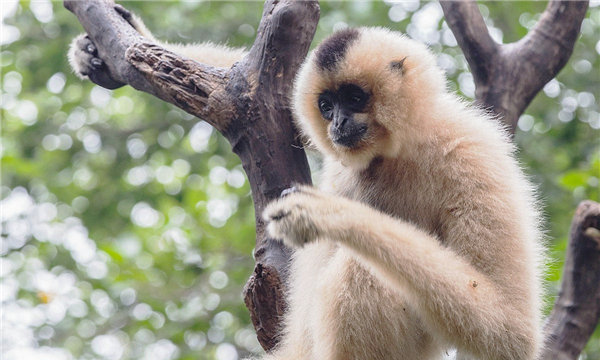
(318, 98, 334, 119)
(339, 84, 369, 111)
(319, 99, 333, 113)
(350, 92, 364, 104)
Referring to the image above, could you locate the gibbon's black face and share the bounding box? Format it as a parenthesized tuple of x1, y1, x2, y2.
(318, 84, 370, 148)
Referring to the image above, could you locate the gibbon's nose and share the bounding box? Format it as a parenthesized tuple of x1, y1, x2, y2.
(333, 116, 348, 129)
(332, 107, 352, 130)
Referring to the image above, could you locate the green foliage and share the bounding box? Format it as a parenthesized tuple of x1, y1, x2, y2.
(2, 1, 598, 359)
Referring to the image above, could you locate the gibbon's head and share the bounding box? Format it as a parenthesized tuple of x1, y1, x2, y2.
(293, 27, 446, 169)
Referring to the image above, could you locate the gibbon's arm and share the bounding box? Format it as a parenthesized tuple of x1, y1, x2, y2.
(69, 5, 247, 84)
(264, 186, 537, 360)
(124, 11, 247, 68)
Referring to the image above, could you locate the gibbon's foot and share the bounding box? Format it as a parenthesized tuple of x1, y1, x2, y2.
(68, 34, 125, 89)
(264, 187, 325, 248)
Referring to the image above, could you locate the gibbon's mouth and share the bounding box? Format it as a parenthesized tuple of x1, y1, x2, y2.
(331, 123, 368, 148)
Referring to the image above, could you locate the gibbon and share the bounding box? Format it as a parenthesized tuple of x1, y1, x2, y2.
(70, 9, 545, 360)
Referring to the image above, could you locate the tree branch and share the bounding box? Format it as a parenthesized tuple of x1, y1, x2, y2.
(439, 1, 499, 86)
(441, 0, 588, 133)
(65, 0, 233, 130)
(542, 200, 600, 359)
(126, 43, 231, 130)
(510, 1, 590, 127)
(65, 0, 319, 351)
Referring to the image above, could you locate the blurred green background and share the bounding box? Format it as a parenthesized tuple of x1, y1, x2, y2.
(1, 1, 598, 359)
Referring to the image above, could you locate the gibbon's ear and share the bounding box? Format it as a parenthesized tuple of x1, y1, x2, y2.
(390, 57, 407, 74)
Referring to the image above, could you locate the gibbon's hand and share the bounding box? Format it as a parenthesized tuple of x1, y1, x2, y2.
(67, 5, 141, 90)
(68, 34, 125, 89)
(263, 186, 341, 248)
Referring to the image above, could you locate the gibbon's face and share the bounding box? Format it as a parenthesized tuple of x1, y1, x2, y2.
(317, 83, 370, 148)
(293, 27, 445, 169)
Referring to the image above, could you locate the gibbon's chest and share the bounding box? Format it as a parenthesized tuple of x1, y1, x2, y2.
(294, 244, 436, 359)
(324, 157, 443, 235)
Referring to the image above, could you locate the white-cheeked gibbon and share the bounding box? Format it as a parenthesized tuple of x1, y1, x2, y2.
(69, 9, 545, 360)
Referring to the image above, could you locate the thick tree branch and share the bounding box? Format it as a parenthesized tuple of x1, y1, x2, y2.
(65, 0, 319, 350)
(441, 0, 588, 133)
(126, 43, 231, 130)
(65, 0, 232, 130)
(439, 1, 499, 85)
(512, 1, 590, 123)
(542, 201, 600, 360)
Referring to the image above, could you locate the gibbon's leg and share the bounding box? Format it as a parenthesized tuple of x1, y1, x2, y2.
(114, 5, 247, 67)
(68, 4, 247, 84)
(263, 186, 537, 360)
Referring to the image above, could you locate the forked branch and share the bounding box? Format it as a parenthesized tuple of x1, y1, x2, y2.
(440, 1, 589, 132)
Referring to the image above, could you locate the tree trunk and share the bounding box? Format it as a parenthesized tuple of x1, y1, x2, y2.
(543, 201, 600, 359)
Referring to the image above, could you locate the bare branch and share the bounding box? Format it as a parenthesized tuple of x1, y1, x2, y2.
(126, 43, 231, 131)
(439, 1, 499, 85)
(542, 200, 600, 359)
(441, 0, 589, 133)
(64, 1, 232, 130)
(244, 263, 288, 350)
(510, 1, 590, 124)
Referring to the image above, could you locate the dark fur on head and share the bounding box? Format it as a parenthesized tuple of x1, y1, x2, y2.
(315, 28, 360, 71)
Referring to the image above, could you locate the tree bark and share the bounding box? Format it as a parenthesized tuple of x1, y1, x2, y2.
(64, 0, 319, 351)
(440, 1, 589, 134)
(542, 201, 600, 360)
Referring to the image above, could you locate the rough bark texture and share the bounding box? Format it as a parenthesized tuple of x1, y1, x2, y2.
(543, 201, 600, 360)
(66, 0, 597, 356)
(440, 1, 589, 133)
(65, 0, 319, 351)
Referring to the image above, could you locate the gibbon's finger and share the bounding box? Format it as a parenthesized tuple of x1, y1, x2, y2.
(280, 185, 321, 198)
(263, 192, 314, 222)
(280, 186, 300, 198)
(85, 41, 97, 56)
(114, 4, 133, 24)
